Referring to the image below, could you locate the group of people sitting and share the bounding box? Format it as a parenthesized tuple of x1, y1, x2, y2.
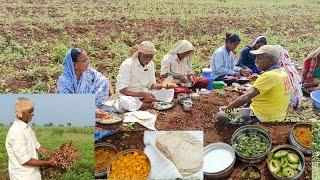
(55, 32, 319, 122)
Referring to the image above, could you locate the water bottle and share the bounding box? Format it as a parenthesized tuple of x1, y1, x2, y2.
(201, 68, 213, 90)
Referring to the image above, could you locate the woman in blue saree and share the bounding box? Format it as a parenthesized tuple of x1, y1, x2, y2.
(56, 48, 110, 118)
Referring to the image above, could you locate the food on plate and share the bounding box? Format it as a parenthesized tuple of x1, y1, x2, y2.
(235, 132, 269, 156)
(155, 132, 203, 175)
(108, 150, 151, 180)
(100, 114, 113, 120)
(152, 101, 174, 110)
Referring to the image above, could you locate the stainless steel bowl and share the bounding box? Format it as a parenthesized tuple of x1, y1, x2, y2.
(182, 100, 192, 112)
(288, 123, 312, 156)
(204, 143, 236, 179)
(190, 93, 200, 101)
(177, 93, 192, 104)
(94, 143, 118, 179)
(180, 82, 193, 88)
(241, 165, 261, 180)
(107, 149, 151, 179)
(231, 125, 272, 163)
(267, 145, 305, 180)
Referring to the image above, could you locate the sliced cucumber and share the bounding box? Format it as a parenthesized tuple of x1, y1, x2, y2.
(282, 167, 297, 177)
(281, 158, 289, 168)
(288, 163, 299, 170)
(274, 150, 288, 158)
(288, 153, 299, 164)
(269, 159, 280, 173)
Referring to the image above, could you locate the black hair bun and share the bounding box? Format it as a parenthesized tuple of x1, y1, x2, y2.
(226, 32, 232, 38)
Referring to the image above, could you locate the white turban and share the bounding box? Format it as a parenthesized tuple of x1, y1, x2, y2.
(132, 41, 157, 58)
(15, 97, 34, 119)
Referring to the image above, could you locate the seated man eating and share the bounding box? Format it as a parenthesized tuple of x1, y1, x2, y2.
(116, 41, 176, 112)
(218, 45, 291, 122)
(160, 40, 209, 90)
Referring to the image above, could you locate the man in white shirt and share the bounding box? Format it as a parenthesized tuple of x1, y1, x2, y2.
(116, 41, 176, 111)
(5, 97, 57, 180)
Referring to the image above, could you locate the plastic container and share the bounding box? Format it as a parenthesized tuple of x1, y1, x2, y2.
(310, 90, 320, 109)
(201, 68, 213, 90)
(213, 81, 226, 89)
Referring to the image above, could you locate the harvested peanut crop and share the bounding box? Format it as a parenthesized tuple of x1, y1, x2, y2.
(52, 141, 79, 170)
(41, 141, 79, 179)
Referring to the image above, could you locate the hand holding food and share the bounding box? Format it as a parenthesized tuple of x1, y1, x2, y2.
(240, 69, 252, 77)
(48, 157, 58, 167)
(249, 74, 258, 81)
(141, 92, 157, 103)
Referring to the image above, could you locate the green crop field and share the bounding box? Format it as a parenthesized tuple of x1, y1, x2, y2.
(0, 0, 319, 93)
(0, 125, 94, 180)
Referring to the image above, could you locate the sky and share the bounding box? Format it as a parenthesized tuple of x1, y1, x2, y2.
(0, 94, 95, 127)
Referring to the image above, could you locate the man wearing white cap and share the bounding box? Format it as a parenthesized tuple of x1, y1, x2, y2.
(219, 45, 291, 122)
(116, 41, 176, 111)
(5, 97, 57, 180)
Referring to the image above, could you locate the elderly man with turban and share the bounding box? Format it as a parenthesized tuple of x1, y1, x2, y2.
(161, 40, 209, 90)
(116, 41, 176, 111)
(5, 97, 57, 180)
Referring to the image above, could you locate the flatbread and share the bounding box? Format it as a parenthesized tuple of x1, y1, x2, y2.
(131, 111, 153, 120)
(155, 132, 203, 176)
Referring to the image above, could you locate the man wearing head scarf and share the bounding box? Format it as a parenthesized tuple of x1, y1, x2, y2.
(161, 40, 209, 91)
(301, 47, 320, 96)
(5, 98, 57, 180)
(116, 41, 176, 111)
(217, 45, 291, 122)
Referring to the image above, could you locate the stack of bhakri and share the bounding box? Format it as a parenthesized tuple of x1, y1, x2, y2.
(155, 132, 203, 175)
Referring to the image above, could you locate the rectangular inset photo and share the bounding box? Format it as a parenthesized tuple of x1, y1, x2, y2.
(0, 94, 95, 180)
(94, 130, 203, 179)
(204, 122, 311, 179)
